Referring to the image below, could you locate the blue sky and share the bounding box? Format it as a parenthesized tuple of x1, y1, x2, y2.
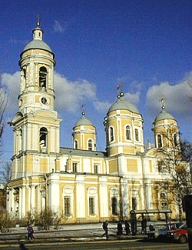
(1, 0, 192, 162)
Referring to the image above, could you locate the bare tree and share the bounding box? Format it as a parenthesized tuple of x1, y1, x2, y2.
(0, 162, 12, 208)
(156, 128, 192, 222)
(0, 79, 8, 160)
(0, 162, 12, 185)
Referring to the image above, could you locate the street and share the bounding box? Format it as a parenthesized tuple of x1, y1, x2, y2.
(1, 240, 189, 250)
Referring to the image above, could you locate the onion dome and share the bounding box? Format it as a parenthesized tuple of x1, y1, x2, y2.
(154, 98, 175, 122)
(22, 16, 52, 53)
(108, 92, 139, 114)
(75, 112, 94, 126)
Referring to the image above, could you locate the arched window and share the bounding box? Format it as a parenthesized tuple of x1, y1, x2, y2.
(160, 192, 166, 199)
(135, 128, 139, 141)
(88, 139, 93, 151)
(109, 127, 114, 142)
(40, 127, 48, 152)
(74, 140, 78, 149)
(173, 133, 178, 147)
(39, 66, 47, 89)
(157, 134, 162, 148)
(126, 125, 131, 140)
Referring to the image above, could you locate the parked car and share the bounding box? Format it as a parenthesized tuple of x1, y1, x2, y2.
(167, 224, 188, 243)
(147, 222, 182, 240)
(157, 222, 182, 240)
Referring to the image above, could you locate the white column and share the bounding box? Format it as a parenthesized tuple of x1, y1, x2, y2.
(20, 186, 26, 218)
(18, 187, 22, 219)
(8, 188, 14, 213)
(48, 174, 60, 214)
(30, 185, 35, 211)
(99, 177, 108, 218)
(121, 179, 129, 218)
(76, 176, 85, 219)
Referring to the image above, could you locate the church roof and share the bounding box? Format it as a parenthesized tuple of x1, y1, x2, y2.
(22, 17, 53, 53)
(154, 98, 175, 122)
(60, 147, 107, 158)
(23, 39, 52, 53)
(154, 109, 175, 122)
(75, 112, 94, 126)
(108, 92, 139, 114)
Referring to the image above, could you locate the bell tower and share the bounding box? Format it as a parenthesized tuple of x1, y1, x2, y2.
(11, 18, 62, 179)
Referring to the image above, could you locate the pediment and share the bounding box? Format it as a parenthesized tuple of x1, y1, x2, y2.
(145, 148, 158, 157)
(12, 112, 24, 125)
(33, 110, 58, 119)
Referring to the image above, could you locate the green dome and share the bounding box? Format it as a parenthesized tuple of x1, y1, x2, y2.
(75, 113, 94, 126)
(22, 21, 53, 53)
(23, 40, 52, 53)
(154, 109, 175, 122)
(108, 92, 139, 114)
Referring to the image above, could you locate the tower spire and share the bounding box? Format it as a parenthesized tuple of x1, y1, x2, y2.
(161, 97, 165, 110)
(33, 15, 43, 40)
(37, 14, 40, 28)
(82, 103, 85, 115)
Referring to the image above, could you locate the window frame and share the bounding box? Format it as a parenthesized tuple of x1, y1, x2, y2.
(125, 125, 131, 140)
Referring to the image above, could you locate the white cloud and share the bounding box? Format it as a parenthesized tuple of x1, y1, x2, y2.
(53, 72, 97, 112)
(93, 100, 111, 113)
(146, 78, 192, 117)
(1, 72, 20, 118)
(1, 71, 97, 116)
(53, 20, 65, 33)
(124, 91, 140, 104)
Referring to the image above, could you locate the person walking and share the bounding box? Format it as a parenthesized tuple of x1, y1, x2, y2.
(125, 220, 130, 235)
(117, 221, 123, 238)
(27, 224, 34, 240)
(102, 220, 109, 239)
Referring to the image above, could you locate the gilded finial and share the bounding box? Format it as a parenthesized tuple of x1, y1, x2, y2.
(82, 103, 85, 115)
(116, 81, 123, 94)
(37, 14, 40, 27)
(161, 97, 165, 110)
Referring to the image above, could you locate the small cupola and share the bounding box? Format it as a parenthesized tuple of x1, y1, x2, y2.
(73, 110, 96, 151)
(152, 98, 179, 149)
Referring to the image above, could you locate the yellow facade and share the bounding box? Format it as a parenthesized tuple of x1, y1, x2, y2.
(7, 20, 186, 224)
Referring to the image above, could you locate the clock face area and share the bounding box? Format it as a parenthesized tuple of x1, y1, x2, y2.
(41, 97, 47, 105)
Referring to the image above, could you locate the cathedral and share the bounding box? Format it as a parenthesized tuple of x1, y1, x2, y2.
(7, 20, 182, 223)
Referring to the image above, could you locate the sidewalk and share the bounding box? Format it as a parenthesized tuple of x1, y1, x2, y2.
(0, 223, 145, 247)
(0, 221, 171, 248)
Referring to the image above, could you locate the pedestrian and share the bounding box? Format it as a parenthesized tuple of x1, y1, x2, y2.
(124, 220, 130, 235)
(131, 217, 137, 236)
(102, 220, 109, 239)
(149, 224, 155, 231)
(117, 221, 123, 237)
(148, 224, 155, 239)
(141, 217, 147, 234)
(27, 224, 34, 240)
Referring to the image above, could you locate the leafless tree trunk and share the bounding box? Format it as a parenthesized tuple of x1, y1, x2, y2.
(0, 83, 8, 160)
(156, 127, 192, 222)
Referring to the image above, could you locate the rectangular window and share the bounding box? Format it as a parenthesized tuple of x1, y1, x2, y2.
(94, 164, 98, 174)
(64, 196, 71, 216)
(132, 197, 137, 210)
(72, 163, 77, 172)
(89, 197, 95, 215)
(112, 197, 118, 215)
(135, 128, 139, 141)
